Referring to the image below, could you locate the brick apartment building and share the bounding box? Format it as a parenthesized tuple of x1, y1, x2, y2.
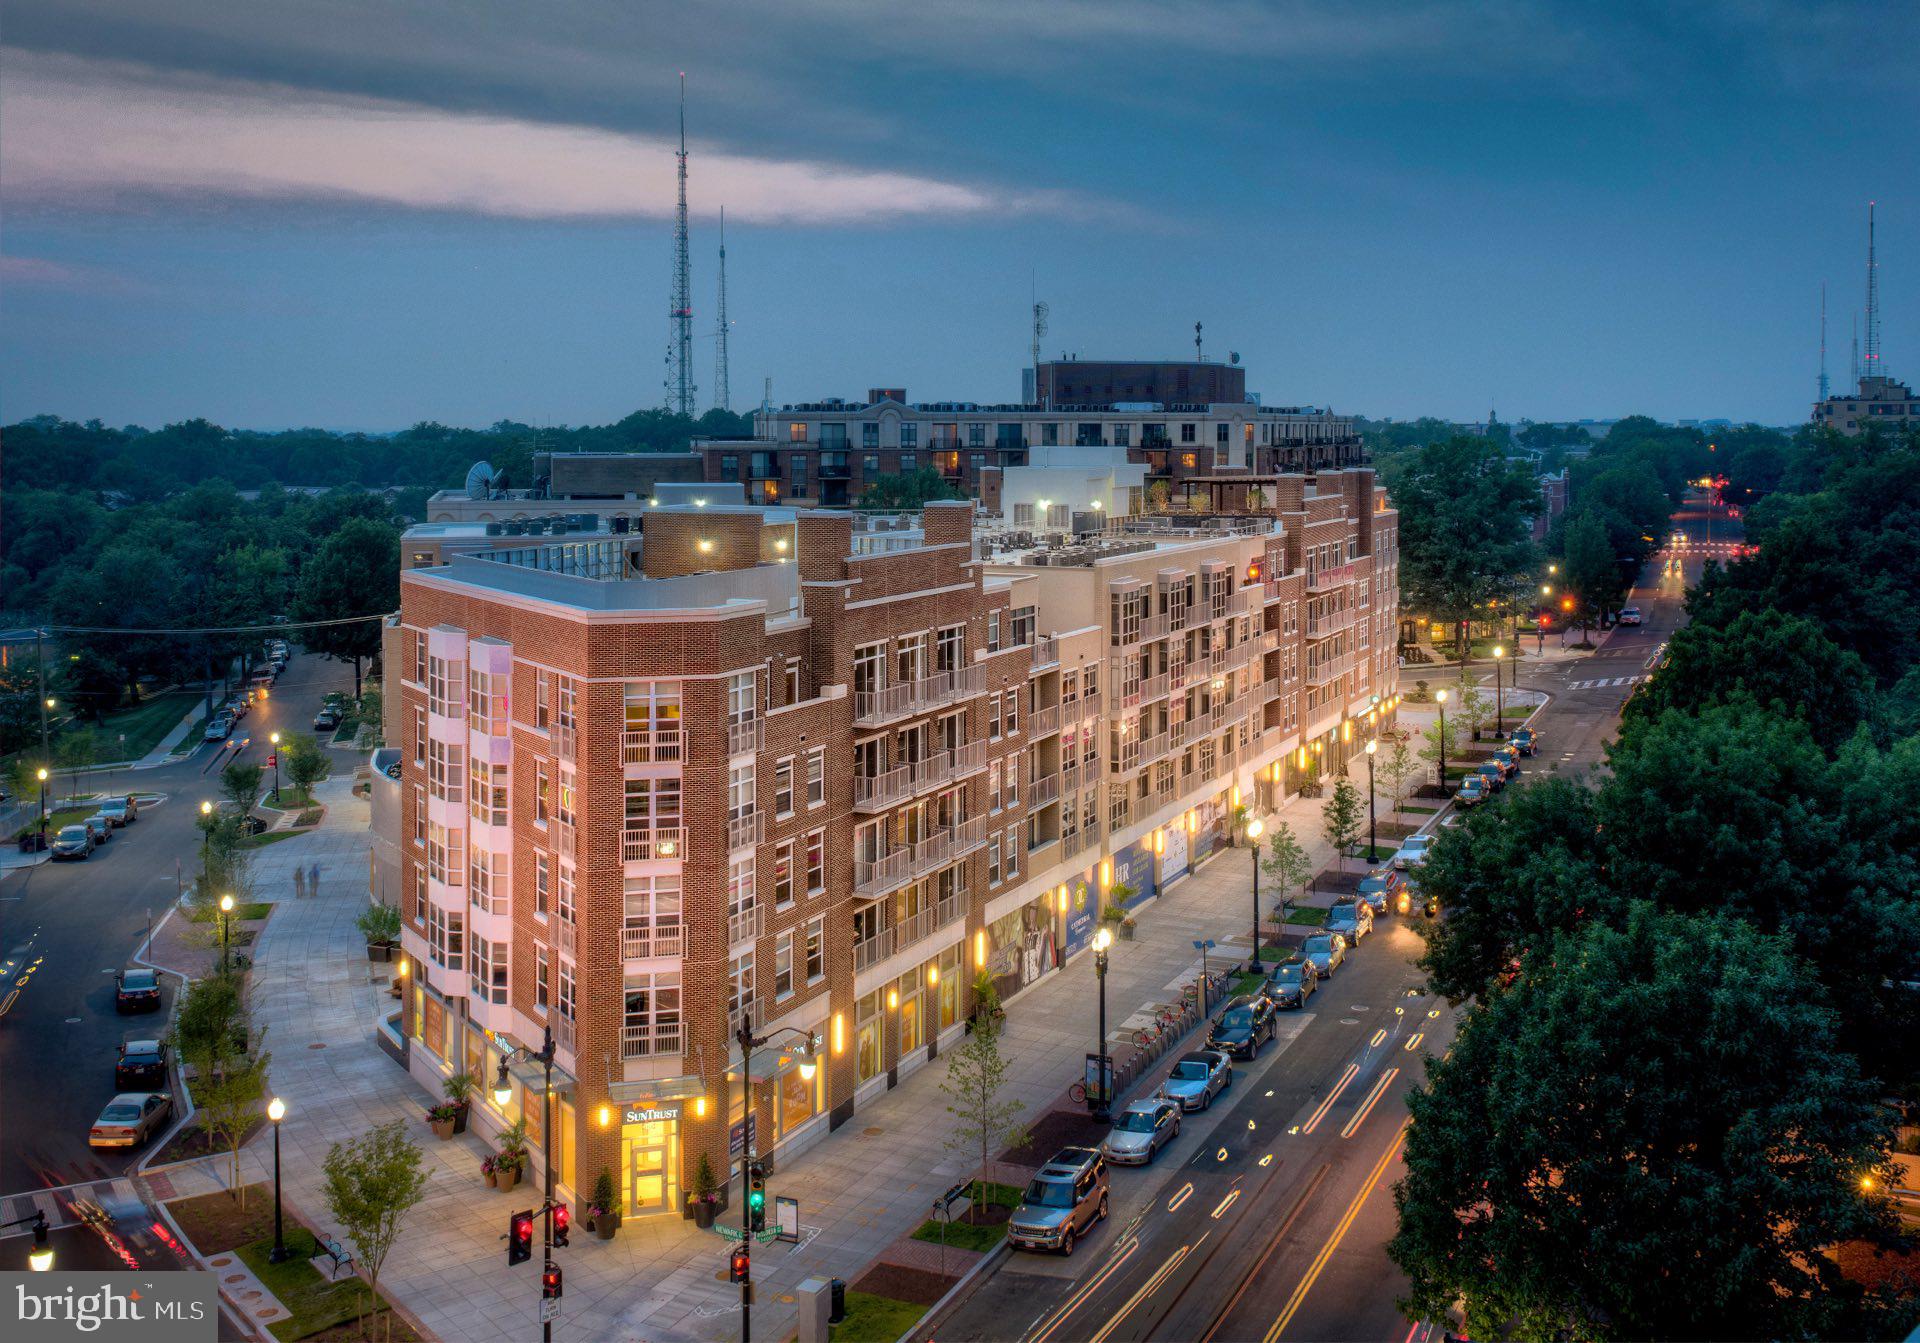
(697, 360, 1363, 509)
(383, 474, 1397, 1222)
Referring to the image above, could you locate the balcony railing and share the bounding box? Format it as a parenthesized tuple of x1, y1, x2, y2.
(1307, 651, 1355, 686)
(854, 926, 896, 972)
(1061, 758, 1084, 796)
(554, 820, 576, 861)
(1307, 561, 1359, 592)
(853, 666, 987, 726)
(557, 919, 577, 960)
(1029, 773, 1061, 808)
(854, 764, 911, 812)
(1030, 636, 1060, 670)
(1109, 793, 1132, 830)
(1260, 628, 1281, 653)
(727, 717, 764, 755)
(895, 903, 938, 951)
(622, 825, 685, 861)
(854, 848, 909, 898)
(1109, 737, 1141, 774)
(622, 920, 684, 960)
(727, 810, 763, 851)
(621, 1022, 683, 1060)
(623, 727, 686, 764)
(1065, 826, 1098, 859)
(728, 901, 762, 946)
(1028, 703, 1061, 738)
(1138, 673, 1171, 704)
(1305, 606, 1355, 638)
(907, 816, 988, 879)
(554, 1014, 576, 1056)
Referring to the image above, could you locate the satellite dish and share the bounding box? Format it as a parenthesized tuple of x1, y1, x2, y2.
(464, 461, 498, 500)
(1230, 351, 1241, 365)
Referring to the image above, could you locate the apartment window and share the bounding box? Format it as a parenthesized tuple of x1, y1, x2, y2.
(989, 760, 1002, 812)
(728, 670, 756, 732)
(535, 669, 551, 729)
(627, 776, 684, 835)
(862, 423, 879, 448)
(535, 944, 550, 1010)
(807, 828, 826, 896)
(412, 864, 427, 926)
(720, 453, 739, 481)
(1005, 749, 1020, 807)
(558, 962, 576, 1025)
(1181, 423, 1197, 443)
(427, 903, 463, 970)
(987, 833, 1001, 885)
(900, 422, 919, 447)
(413, 631, 426, 683)
(623, 876, 683, 958)
(469, 934, 508, 1005)
(1041, 422, 1059, 446)
(413, 708, 426, 764)
(774, 932, 795, 1000)
(1112, 423, 1131, 446)
(412, 786, 426, 845)
(556, 861, 576, 927)
(535, 853, 550, 916)
(624, 972, 682, 1057)
(987, 611, 1002, 651)
(1004, 827, 1020, 881)
(468, 667, 508, 735)
(789, 421, 807, 442)
(1004, 685, 1020, 735)
(805, 917, 825, 982)
(729, 857, 756, 941)
(863, 453, 881, 477)
(728, 765, 756, 828)
(791, 457, 808, 492)
(773, 757, 795, 817)
(805, 747, 826, 807)
(773, 839, 796, 907)
(785, 659, 802, 705)
(624, 681, 682, 754)
(969, 423, 986, 446)
(469, 847, 503, 913)
(427, 738, 465, 804)
(556, 766, 577, 829)
(729, 952, 757, 1034)
(988, 693, 1002, 740)
(899, 453, 916, 475)
(427, 821, 465, 887)
(853, 642, 886, 696)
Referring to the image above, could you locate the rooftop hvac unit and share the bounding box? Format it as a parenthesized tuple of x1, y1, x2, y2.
(484, 522, 503, 536)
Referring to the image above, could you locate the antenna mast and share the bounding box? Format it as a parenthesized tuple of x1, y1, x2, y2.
(1819, 282, 1829, 402)
(1194, 321, 1204, 362)
(1863, 201, 1881, 386)
(1030, 296, 1049, 405)
(666, 73, 696, 417)
(712, 206, 731, 412)
(1852, 314, 1860, 390)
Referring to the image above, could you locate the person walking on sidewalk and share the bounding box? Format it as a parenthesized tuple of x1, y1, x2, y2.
(308, 861, 322, 897)
(293, 866, 307, 899)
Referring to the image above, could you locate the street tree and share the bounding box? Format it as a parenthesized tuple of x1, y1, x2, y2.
(1415, 712, 1464, 788)
(1558, 509, 1617, 642)
(1376, 739, 1418, 819)
(280, 731, 328, 795)
(323, 1120, 430, 1340)
(197, 1044, 270, 1207)
(1453, 682, 1492, 741)
(53, 728, 98, 805)
(1262, 822, 1314, 918)
(939, 1017, 1028, 1224)
(1321, 778, 1364, 870)
(293, 516, 399, 696)
(1393, 907, 1900, 1342)
(221, 761, 263, 814)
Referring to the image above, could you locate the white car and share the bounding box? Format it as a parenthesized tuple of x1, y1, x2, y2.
(90, 1092, 172, 1148)
(1392, 834, 1434, 870)
(1617, 606, 1643, 626)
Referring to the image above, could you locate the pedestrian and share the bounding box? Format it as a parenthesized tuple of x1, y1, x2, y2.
(293, 866, 307, 899)
(309, 861, 322, 896)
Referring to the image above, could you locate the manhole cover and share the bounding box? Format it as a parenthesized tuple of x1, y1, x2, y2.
(309, 1042, 327, 1049)
(863, 1126, 884, 1137)
(1340, 1018, 1359, 1025)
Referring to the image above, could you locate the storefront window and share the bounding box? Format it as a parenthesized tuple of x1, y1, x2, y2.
(856, 990, 883, 1082)
(896, 972, 923, 1055)
(937, 945, 963, 1030)
(780, 1063, 820, 1136)
(419, 991, 445, 1064)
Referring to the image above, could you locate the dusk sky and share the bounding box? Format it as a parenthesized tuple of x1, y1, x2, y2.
(3, 0, 1914, 431)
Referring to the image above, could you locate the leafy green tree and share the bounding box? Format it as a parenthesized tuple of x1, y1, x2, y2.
(198, 1044, 271, 1206)
(1393, 907, 1899, 1342)
(1415, 709, 1464, 788)
(280, 731, 328, 795)
(1376, 738, 1418, 819)
(1321, 777, 1363, 869)
(221, 762, 263, 814)
(859, 468, 968, 510)
(939, 1017, 1028, 1225)
(1557, 509, 1617, 640)
(293, 517, 400, 697)
(54, 728, 98, 803)
(323, 1121, 430, 1339)
(1262, 821, 1313, 917)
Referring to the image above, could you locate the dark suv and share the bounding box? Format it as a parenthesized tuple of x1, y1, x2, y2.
(1208, 994, 1277, 1059)
(1008, 1148, 1109, 1256)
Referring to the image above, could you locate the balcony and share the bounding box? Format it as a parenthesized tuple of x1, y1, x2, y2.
(1138, 673, 1171, 704)
(1307, 561, 1359, 592)
(554, 1015, 576, 1057)
(557, 919, 577, 960)
(622, 826, 685, 861)
(1136, 731, 1172, 767)
(1029, 772, 1061, 808)
(854, 848, 909, 899)
(908, 816, 988, 879)
(854, 764, 911, 813)
(1030, 636, 1061, 670)
(1077, 691, 1103, 721)
(1305, 606, 1355, 639)
(1109, 737, 1141, 775)
(895, 903, 938, 951)
(1169, 659, 1192, 691)
(1307, 651, 1355, 686)
(1061, 758, 1084, 796)
(728, 901, 762, 946)
(1065, 826, 1098, 859)
(1260, 628, 1281, 653)
(623, 727, 686, 764)
(727, 810, 763, 851)
(622, 919, 684, 960)
(552, 722, 578, 760)
(727, 717, 764, 755)
(621, 1022, 683, 1060)
(1110, 612, 1171, 647)
(554, 820, 576, 861)
(854, 926, 897, 973)
(853, 666, 987, 727)
(1028, 703, 1061, 738)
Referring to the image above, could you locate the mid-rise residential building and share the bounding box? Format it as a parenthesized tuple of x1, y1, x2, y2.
(1814, 375, 1918, 436)
(381, 473, 1396, 1223)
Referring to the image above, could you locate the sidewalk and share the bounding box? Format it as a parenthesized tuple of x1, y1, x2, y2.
(210, 735, 1456, 1343)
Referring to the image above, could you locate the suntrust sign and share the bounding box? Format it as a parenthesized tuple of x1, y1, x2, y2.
(5, 1273, 216, 1341)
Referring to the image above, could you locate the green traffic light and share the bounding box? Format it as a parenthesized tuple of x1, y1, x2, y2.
(747, 1190, 765, 1209)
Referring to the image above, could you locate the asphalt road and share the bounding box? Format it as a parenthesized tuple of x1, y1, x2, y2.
(0, 653, 353, 1215)
(931, 495, 1742, 1343)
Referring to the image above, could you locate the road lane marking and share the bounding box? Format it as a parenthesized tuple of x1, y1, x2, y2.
(1403, 1032, 1425, 1052)
(1167, 1183, 1192, 1213)
(1201, 1164, 1331, 1342)
(1263, 1120, 1411, 1343)
(1300, 1064, 1358, 1135)
(1369, 1029, 1387, 1048)
(1029, 1234, 1140, 1343)
(1210, 1189, 1241, 1220)
(1340, 1067, 1399, 1139)
(1091, 1236, 1204, 1343)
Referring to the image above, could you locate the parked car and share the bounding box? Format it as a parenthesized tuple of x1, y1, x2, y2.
(50, 824, 95, 860)
(313, 707, 342, 731)
(1472, 762, 1506, 793)
(1618, 605, 1643, 626)
(1007, 1149, 1108, 1255)
(115, 1039, 169, 1090)
(1158, 1051, 1233, 1112)
(89, 1093, 173, 1149)
(1493, 745, 1521, 777)
(1209, 994, 1278, 1059)
(1303, 931, 1348, 978)
(1456, 776, 1489, 807)
(84, 813, 115, 843)
(1392, 835, 1434, 870)
(203, 716, 233, 743)
(115, 969, 163, 1013)
(1326, 899, 1373, 945)
(97, 797, 138, 826)
(1099, 1099, 1182, 1166)
(1509, 726, 1538, 756)
(1356, 869, 1399, 917)
(1265, 959, 1318, 1009)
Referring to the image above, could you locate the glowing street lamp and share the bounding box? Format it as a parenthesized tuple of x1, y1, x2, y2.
(1244, 816, 1265, 973)
(219, 894, 235, 974)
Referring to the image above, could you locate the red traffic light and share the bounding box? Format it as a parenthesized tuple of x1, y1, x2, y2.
(552, 1203, 570, 1247)
(541, 1265, 563, 1300)
(507, 1210, 534, 1266)
(729, 1246, 751, 1283)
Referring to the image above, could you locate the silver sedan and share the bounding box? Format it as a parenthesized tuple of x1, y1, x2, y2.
(1158, 1050, 1233, 1112)
(1099, 1099, 1182, 1165)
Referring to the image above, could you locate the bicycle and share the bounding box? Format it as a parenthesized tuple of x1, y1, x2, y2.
(1068, 1080, 1088, 1105)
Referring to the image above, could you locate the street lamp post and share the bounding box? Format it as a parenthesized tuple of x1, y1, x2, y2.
(495, 1029, 559, 1343)
(1364, 738, 1378, 864)
(1435, 689, 1450, 793)
(267, 1097, 292, 1263)
(199, 800, 214, 887)
(1244, 817, 1264, 973)
(1091, 927, 1113, 1119)
(219, 894, 234, 974)
(36, 766, 49, 845)
(1492, 646, 1506, 738)
(729, 1024, 820, 1343)
(269, 731, 282, 805)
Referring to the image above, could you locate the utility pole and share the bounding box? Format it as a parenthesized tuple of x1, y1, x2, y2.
(36, 628, 50, 766)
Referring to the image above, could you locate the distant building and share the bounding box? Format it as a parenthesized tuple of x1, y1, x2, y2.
(1031, 359, 1244, 409)
(1814, 375, 1918, 436)
(425, 450, 705, 523)
(1532, 468, 1569, 542)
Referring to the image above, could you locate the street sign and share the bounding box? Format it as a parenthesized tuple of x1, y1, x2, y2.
(540, 1298, 562, 1323)
(775, 1195, 800, 1244)
(1191, 939, 1216, 950)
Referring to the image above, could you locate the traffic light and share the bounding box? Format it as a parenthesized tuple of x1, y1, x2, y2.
(552, 1203, 570, 1247)
(541, 1265, 563, 1300)
(729, 1245, 751, 1284)
(747, 1161, 767, 1234)
(507, 1210, 534, 1266)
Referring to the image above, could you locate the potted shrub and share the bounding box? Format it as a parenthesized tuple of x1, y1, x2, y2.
(591, 1170, 621, 1239)
(1119, 914, 1137, 942)
(480, 1155, 498, 1188)
(443, 1071, 476, 1135)
(968, 970, 1004, 1030)
(494, 1118, 530, 1192)
(357, 901, 401, 963)
(686, 1153, 721, 1229)
(426, 1102, 461, 1141)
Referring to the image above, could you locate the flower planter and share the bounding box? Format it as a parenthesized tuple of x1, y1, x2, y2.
(483, 1169, 498, 1188)
(429, 1117, 455, 1141)
(595, 1211, 621, 1240)
(449, 1103, 469, 1135)
(690, 1201, 717, 1230)
(496, 1165, 522, 1192)
(1118, 922, 1136, 941)
(366, 942, 394, 963)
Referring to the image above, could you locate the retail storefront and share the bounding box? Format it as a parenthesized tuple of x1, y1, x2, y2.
(620, 1104, 682, 1216)
(986, 894, 1057, 1003)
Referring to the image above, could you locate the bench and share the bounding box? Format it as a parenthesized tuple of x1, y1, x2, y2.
(317, 1236, 355, 1280)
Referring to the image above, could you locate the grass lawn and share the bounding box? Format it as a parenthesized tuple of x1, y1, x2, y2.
(234, 901, 274, 921)
(264, 785, 317, 811)
(236, 1229, 418, 1342)
(911, 1181, 1020, 1253)
(1228, 970, 1266, 997)
(100, 690, 203, 759)
(1285, 906, 1329, 926)
(167, 1185, 275, 1252)
(832, 1291, 928, 1343)
(240, 830, 304, 849)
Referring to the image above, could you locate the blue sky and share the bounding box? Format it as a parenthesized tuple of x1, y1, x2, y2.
(3, 0, 1914, 430)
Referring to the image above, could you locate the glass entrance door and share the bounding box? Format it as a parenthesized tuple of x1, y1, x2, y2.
(623, 1120, 680, 1215)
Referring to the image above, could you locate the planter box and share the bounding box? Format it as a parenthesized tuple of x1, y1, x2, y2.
(450, 1103, 469, 1135)
(429, 1118, 455, 1141)
(367, 943, 394, 963)
(594, 1212, 620, 1240)
(689, 1202, 716, 1230)
(497, 1165, 522, 1192)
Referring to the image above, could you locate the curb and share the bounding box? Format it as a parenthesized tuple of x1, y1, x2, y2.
(900, 1240, 1013, 1343)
